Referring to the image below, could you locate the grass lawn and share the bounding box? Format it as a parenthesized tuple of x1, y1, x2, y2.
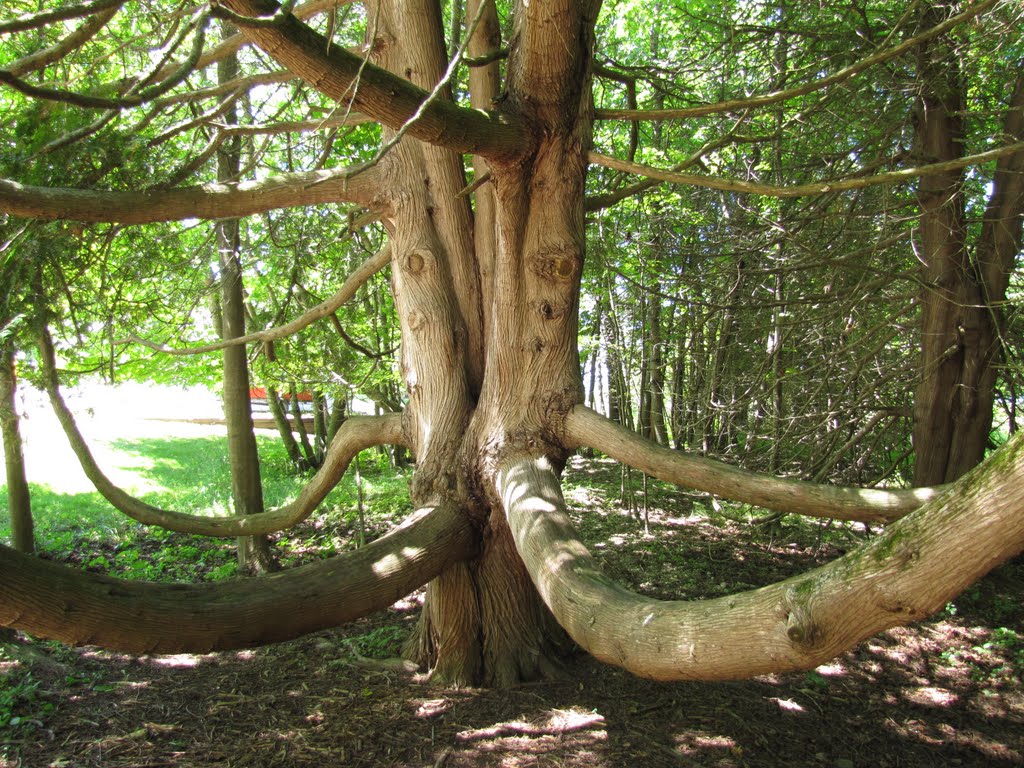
(0, 384, 412, 580)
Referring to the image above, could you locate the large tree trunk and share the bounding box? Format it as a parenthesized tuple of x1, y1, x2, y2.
(368, 0, 594, 687)
(909, 7, 1024, 485)
(0, 342, 33, 554)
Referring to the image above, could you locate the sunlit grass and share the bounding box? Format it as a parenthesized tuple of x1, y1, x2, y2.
(0, 406, 412, 580)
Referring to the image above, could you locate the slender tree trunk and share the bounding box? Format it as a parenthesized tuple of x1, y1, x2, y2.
(0, 343, 33, 554)
(947, 71, 1024, 473)
(648, 298, 670, 445)
(601, 310, 623, 425)
(216, 29, 274, 572)
(638, 294, 653, 439)
(312, 390, 328, 464)
(705, 256, 745, 454)
(266, 385, 311, 471)
(288, 384, 317, 466)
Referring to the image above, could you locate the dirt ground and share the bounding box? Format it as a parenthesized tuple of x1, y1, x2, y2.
(4, 457, 1023, 767)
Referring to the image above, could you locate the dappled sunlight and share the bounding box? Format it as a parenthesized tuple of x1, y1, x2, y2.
(371, 552, 402, 576)
(768, 696, 807, 713)
(149, 653, 209, 668)
(904, 686, 959, 707)
(815, 662, 847, 677)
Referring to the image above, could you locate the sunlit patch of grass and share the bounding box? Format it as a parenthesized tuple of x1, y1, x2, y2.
(1, 428, 413, 582)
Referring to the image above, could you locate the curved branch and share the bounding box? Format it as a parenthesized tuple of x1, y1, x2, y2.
(0, 161, 381, 223)
(0, 0, 124, 34)
(593, 0, 999, 123)
(0, 502, 476, 653)
(216, 0, 528, 160)
(588, 141, 1024, 200)
(566, 406, 938, 523)
(4, 7, 118, 78)
(40, 328, 404, 536)
(498, 436, 1024, 681)
(585, 114, 754, 212)
(122, 245, 391, 355)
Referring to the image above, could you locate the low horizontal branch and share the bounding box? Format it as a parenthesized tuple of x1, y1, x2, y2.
(0, 501, 476, 654)
(40, 325, 404, 536)
(566, 406, 938, 523)
(588, 141, 1024, 200)
(500, 435, 1024, 680)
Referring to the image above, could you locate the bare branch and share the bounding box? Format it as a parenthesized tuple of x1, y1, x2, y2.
(586, 113, 753, 212)
(154, 70, 294, 108)
(588, 141, 1024, 200)
(565, 406, 939, 523)
(194, 0, 356, 72)
(0, 501, 475, 653)
(123, 245, 391, 355)
(594, 0, 1000, 122)
(498, 440, 1024, 680)
(0, 161, 382, 223)
(217, 111, 375, 136)
(357, 0, 491, 174)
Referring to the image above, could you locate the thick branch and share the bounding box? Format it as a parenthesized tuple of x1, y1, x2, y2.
(498, 436, 1024, 681)
(566, 406, 937, 523)
(593, 0, 999, 122)
(0, 502, 476, 653)
(123, 245, 390, 355)
(588, 142, 1024, 200)
(216, 0, 527, 159)
(40, 327, 403, 536)
(0, 162, 380, 223)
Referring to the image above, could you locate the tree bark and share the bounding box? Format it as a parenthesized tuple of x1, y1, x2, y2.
(215, 34, 275, 573)
(0, 343, 33, 554)
(567, 406, 938, 524)
(908, 7, 1024, 485)
(0, 503, 475, 653)
(498, 431, 1024, 680)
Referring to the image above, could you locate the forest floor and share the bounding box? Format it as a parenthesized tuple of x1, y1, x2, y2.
(2, 431, 1024, 767)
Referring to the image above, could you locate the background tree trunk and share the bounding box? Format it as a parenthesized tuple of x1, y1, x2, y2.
(0, 342, 33, 554)
(216, 30, 274, 572)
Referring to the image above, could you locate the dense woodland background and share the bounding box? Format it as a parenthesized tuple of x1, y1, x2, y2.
(2, 0, 1022, 489)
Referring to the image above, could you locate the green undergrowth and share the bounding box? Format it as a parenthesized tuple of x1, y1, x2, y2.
(0, 432, 413, 582)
